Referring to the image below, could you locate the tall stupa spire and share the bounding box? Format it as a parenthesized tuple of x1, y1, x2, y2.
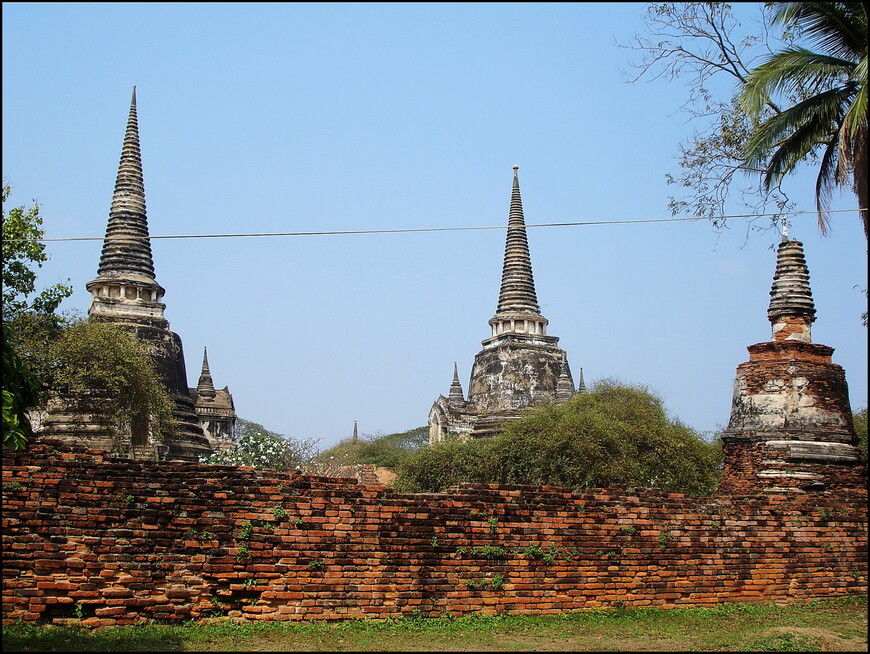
(495, 165, 541, 315)
(767, 238, 816, 343)
(86, 86, 166, 322)
(430, 165, 576, 443)
(487, 166, 548, 339)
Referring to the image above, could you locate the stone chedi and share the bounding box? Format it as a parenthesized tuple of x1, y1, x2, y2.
(40, 88, 232, 462)
(718, 234, 865, 493)
(189, 347, 237, 452)
(429, 166, 579, 443)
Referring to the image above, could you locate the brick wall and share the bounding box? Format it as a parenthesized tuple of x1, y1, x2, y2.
(2, 441, 867, 627)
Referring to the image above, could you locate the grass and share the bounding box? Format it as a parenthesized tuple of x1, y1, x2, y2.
(2, 596, 867, 652)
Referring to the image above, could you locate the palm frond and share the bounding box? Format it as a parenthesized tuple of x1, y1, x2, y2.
(740, 48, 856, 113)
(813, 138, 840, 235)
(774, 2, 867, 59)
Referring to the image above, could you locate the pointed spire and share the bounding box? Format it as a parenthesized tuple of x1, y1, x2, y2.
(95, 86, 159, 282)
(448, 362, 466, 408)
(86, 88, 166, 322)
(352, 420, 359, 443)
(556, 357, 575, 401)
(768, 239, 816, 343)
(577, 368, 587, 393)
(494, 166, 542, 317)
(197, 347, 217, 399)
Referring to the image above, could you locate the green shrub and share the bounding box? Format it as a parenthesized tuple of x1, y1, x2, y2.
(394, 380, 720, 495)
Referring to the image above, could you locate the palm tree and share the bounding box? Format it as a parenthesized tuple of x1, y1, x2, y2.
(739, 2, 867, 237)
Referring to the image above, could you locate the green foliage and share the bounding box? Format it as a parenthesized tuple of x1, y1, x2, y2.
(394, 381, 721, 495)
(619, 4, 799, 229)
(1, 185, 72, 321)
(391, 437, 498, 493)
(1, 596, 866, 651)
(738, 2, 868, 237)
(233, 417, 284, 442)
(201, 427, 319, 469)
(2, 186, 72, 448)
(477, 545, 507, 560)
(237, 521, 253, 540)
(2, 323, 40, 450)
(853, 408, 867, 456)
(273, 505, 288, 520)
(317, 425, 429, 469)
(46, 319, 177, 441)
(5, 314, 177, 447)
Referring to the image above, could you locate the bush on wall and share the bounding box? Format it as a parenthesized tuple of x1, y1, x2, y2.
(394, 380, 721, 495)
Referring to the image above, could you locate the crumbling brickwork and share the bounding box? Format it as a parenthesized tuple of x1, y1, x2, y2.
(3, 442, 866, 627)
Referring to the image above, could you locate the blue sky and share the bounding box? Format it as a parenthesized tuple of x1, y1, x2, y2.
(3, 2, 867, 449)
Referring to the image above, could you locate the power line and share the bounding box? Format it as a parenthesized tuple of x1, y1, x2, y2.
(9, 207, 863, 242)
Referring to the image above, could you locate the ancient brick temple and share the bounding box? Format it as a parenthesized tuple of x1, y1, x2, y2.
(189, 347, 237, 452)
(37, 88, 235, 461)
(718, 233, 866, 493)
(429, 166, 580, 442)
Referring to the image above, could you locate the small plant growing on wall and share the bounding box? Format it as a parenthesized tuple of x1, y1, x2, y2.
(308, 559, 324, 570)
(521, 544, 545, 559)
(479, 545, 508, 560)
(237, 521, 253, 540)
(487, 516, 499, 534)
(541, 544, 561, 565)
(658, 526, 674, 551)
(273, 505, 288, 520)
(463, 574, 508, 591)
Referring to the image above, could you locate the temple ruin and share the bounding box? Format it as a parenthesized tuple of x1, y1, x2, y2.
(428, 166, 581, 443)
(718, 233, 865, 493)
(36, 88, 236, 461)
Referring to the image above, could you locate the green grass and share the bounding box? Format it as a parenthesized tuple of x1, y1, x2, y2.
(2, 596, 867, 652)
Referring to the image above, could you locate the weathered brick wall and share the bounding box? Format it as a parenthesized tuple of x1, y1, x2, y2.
(2, 441, 867, 627)
(718, 440, 867, 495)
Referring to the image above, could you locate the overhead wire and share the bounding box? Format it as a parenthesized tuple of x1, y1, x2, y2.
(7, 207, 863, 242)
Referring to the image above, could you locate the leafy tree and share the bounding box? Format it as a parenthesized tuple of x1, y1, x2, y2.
(394, 380, 721, 496)
(316, 426, 429, 469)
(201, 429, 318, 468)
(621, 2, 867, 238)
(2, 185, 72, 445)
(205, 418, 349, 475)
(233, 417, 286, 443)
(738, 2, 868, 237)
(2, 185, 72, 321)
(620, 2, 799, 229)
(2, 321, 41, 449)
(44, 319, 178, 442)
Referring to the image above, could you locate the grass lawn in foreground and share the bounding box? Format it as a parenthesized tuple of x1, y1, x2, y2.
(2, 596, 867, 652)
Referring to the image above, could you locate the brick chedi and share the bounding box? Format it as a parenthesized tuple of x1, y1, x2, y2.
(39, 88, 216, 462)
(429, 166, 579, 442)
(189, 347, 237, 452)
(718, 234, 866, 494)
